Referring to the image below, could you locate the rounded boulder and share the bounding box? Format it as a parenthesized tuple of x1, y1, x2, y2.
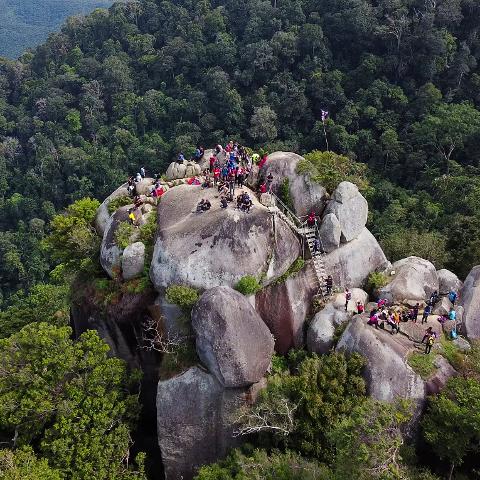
(192, 286, 274, 387)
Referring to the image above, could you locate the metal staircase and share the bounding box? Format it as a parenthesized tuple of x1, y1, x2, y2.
(268, 193, 329, 297)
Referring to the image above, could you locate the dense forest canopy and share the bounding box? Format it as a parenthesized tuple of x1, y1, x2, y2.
(0, 0, 115, 58)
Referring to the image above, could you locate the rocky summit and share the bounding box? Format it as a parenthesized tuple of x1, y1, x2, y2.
(72, 148, 476, 479)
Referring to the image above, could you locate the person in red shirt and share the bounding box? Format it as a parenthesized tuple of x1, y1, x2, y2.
(209, 155, 216, 172)
(213, 167, 220, 186)
(259, 183, 267, 194)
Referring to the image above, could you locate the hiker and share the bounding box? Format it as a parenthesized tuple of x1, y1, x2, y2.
(393, 310, 401, 331)
(213, 167, 220, 186)
(411, 303, 420, 323)
(448, 290, 457, 306)
(313, 238, 321, 255)
(237, 167, 245, 187)
(128, 208, 137, 226)
(425, 333, 436, 354)
(387, 311, 399, 334)
(140, 166, 146, 178)
(228, 175, 235, 196)
(429, 290, 439, 305)
(135, 172, 142, 183)
(356, 301, 364, 315)
(421, 326, 435, 344)
(202, 173, 211, 189)
(133, 195, 143, 209)
(220, 196, 228, 209)
(197, 199, 211, 213)
(242, 195, 253, 213)
(177, 152, 185, 163)
(258, 154, 268, 168)
(307, 211, 317, 228)
(194, 145, 203, 162)
(325, 275, 333, 295)
(368, 310, 379, 329)
(266, 173, 274, 192)
(377, 298, 387, 309)
(422, 304, 432, 324)
(259, 183, 267, 194)
(345, 288, 352, 311)
(209, 155, 216, 172)
(448, 308, 456, 322)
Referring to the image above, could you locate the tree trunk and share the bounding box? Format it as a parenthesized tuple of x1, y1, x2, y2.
(448, 462, 455, 480)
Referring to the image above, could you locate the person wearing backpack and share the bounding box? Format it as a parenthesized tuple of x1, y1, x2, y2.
(425, 333, 436, 354)
(422, 304, 432, 324)
(448, 291, 457, 306)
(345, 288, 352, 311)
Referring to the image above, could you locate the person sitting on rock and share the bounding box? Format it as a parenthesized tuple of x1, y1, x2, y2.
(177, 152, 185, 163)
(368, 309, 379, 329)
(202, 173, 211, 189)
(422, 304, 432, 324)
(236, 194, 243, 209)
(220, 196, 228, 209)
(356, 301, 364, 314)
(203, 199, 211, 211)
(325, 275, 333, 295)
(387, 311, 399, 334)
(133, 195, 143, 209)
(241, 194, 252, 213)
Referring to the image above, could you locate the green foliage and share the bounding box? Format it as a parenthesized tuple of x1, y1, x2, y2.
(0, 447, 62, 480)
(159, 339, 199, 381)
(195, 449, 329, 480)
(298, 151, 370, 193)
(423, 377, 480, 472)
(114, 222, 135, 250)
(108, 196, 133, 215)
(0, 323, 144, 480)
(43, 198, 101, 275)
(278, 178, 294, 211)
(364, 271, 389, 295)
(329, 399, 413, 480)
(165, 285, 199, 313)
(249, 351, 366, 461)
(139, 211, 157, 264)
(0, 283, 69, 338)
(234, 276, 262, 296)
(408, 352, 437, 379)
(274, 258, 305, 286)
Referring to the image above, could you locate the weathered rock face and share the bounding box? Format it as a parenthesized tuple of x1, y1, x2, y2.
(255, 262, 318, 354)
(378, 256, 439, 304)
(337, 316, 425, 403)
(261, 151, 328, 217)
(94, 185, 130, 237)
(318, 213, 341, 253)
(192, 287, 274, 387)
(460, 265, 480, 339)
(157, 367, 263, 480)
(323, 228, 389, 288)
(165, 161, 202, 180)
(150, 185, 300, 290)
(437, 269, 463, 295)
(425, 356, 458, 395)
(307, 289, 368, 354)
(122, 242, 145, 281)
(100, 207, 130, 278)
(135, 178, 155, 196)
(432, 296, 453, 316)
(325, 182, 368, 243)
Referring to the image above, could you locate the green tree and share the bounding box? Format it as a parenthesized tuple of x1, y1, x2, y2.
(0, 322, 144, 480)
(248, 106, 278, 144)
(0, 447, 62, 480)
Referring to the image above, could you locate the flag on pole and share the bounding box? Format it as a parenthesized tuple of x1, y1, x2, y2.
(321, 110, 329, 122)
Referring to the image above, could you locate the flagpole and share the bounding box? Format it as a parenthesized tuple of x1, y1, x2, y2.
(323, 119, 329, 152)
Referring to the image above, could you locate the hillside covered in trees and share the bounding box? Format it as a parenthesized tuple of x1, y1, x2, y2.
(0, 0, 115, 58)
(2, 1, 480, 479)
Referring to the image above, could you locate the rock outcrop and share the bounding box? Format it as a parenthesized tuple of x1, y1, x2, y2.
(425, 356, 458, 395)
(122, 242, 145, 281)
(378, 256, 438, 303)
(325, 182, 368, 243)
(460, 266, 480, 339)
(323, 228, 389, 287)
(437, 269, 463, 295)
(261, 151, 328, 217)
(307, 289, 368, 354)
(318, 213, 341, 253)
(157, 367, 265, 480)
(255, 262, 318, 354)
(432, 296, 453, 316)
(94, 184, 130, 237)
(150, 185, 300, 290)
(165, 161, 202, 180)
(192, 287, 274, 387)
(337, 316, 425, 403)
(100, 207, 129, 278)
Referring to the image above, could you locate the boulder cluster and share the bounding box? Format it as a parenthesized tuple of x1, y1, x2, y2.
(83, 149, 479, 479)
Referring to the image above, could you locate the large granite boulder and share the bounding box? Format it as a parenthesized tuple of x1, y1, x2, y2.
(135, 178, 155, 196)
(261, 151, 328, 217)
(323, 228, 389, 288)
(425, 356, 458, 395)
(337, 316, 425, 403)
(157, 367, 264, 480)
(122, 242, 145, 281)
(192, 287, 274, 387)
(432, 296, 453, 316)
(165, 161, 201, 180)
(378, 256, 438, 304)
(150, 185, 300, 290)
(325, 182, 368, 243)
(307, 289, 368, 354)
(255, 262, 318, 354)
(437, 269, 463, 295)
(318, 213, 341, 253)
(460, 265, 480, 339)
(94, 184, 130, 237)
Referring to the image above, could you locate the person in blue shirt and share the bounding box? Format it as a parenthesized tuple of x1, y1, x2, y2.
(448, 290, 457, 306)
(422, 304, 432, 324)
(448, 308, 456, 321)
